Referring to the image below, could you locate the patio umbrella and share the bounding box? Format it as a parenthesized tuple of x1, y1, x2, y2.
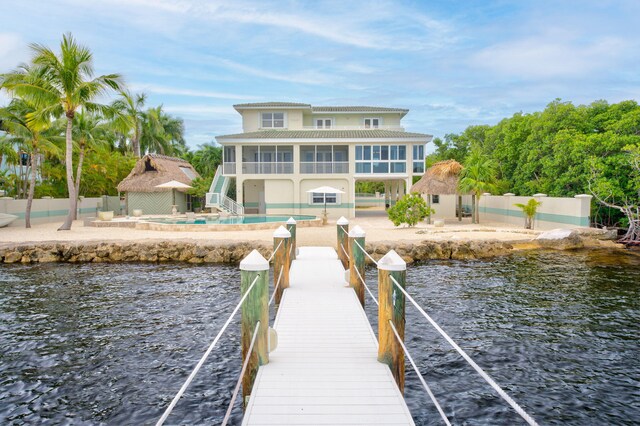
(306, 186, 345, 216)
(155, 180, 192, 206)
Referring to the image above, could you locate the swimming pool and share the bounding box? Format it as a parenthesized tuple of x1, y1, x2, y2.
(135, 214, 321, 231)
(146, 214, 316, 225)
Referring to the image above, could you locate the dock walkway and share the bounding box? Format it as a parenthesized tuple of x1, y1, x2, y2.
(242, 246, 415, 425)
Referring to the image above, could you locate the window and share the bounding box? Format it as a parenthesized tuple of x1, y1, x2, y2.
(310, 192, 339, 205)
(432, 194, 440, 204)
(355, 144, 406, 174)
(364, 118, 380, 128)
(413, 144, 425, 174)
(300, 145, 349, 173)
(261, 112, 285, 128)
(242, 145, 293, 174)
(315, 118, 332, 129)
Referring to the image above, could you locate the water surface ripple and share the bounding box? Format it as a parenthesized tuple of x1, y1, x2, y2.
(1, 250, 639, 425)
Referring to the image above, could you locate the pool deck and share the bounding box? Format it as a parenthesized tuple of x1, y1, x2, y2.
(242, 246, 415, 425)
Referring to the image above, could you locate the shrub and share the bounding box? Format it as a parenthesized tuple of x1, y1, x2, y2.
(387, 193, 434, 227)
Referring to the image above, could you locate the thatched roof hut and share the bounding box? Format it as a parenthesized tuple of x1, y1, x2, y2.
(411, 159, 464, 194)
(117, 154, 199, 193)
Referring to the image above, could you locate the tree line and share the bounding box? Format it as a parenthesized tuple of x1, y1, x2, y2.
(0, 33, 221, 229)
(427, 99, 640, 234)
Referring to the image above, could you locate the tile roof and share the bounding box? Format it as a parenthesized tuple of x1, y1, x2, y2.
(312, 106, 409, 113)
(216, 129, 431, 140)
(233, 102, 311, 109)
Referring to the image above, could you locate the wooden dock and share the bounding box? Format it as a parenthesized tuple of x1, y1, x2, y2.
(242, 246, 415, 425)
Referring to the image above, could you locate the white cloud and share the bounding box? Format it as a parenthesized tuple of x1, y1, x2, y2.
(470, 33, 628, 79)
(129, 83, 261, 100)
(0, 33, 28, 71)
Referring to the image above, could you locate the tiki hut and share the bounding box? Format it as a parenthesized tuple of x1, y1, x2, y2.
(117, 154, 200, 215)
(410, 159, 469, 221)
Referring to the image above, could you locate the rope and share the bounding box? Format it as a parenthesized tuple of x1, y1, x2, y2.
(353, 265, 379, 306)
(352, 239, 378, 266)
(388, 320, 451, 426)
(340, 243, 350, 261)
(389, 276, 538, 426)
(221, 321, 261, 426)
(339, 225, 348, 234)
(269, 266, 284, 306)
(156, 274, 261, 426)
(267, 240, 283, 263)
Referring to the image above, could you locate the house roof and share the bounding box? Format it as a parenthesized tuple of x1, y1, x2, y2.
(117, 154, 200, 193)
(411, 159, 466, 195)
(216, 129, 432, 141)
(232, 103, 409, 115)
(234, 102, 311, 110)
(312, 106, 408, 114)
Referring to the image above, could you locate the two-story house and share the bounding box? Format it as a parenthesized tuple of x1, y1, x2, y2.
(208, 102, 432, 218)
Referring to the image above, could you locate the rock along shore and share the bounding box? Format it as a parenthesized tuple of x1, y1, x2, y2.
(0, 238, 529, 265)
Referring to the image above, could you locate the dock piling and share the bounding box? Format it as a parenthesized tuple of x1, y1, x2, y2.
(286, 217, 297, 263)
(377, 249, 407, 393)
(337, 216, 349, 269)
(348, 225, 366, 307)
(239, 250, 270, 406)
(273, 226, 291, 305)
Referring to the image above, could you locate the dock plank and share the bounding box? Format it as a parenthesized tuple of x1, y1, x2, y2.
(242, 247, 414, 425)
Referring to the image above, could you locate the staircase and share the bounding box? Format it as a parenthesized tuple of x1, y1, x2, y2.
(206, 166, 244, 215)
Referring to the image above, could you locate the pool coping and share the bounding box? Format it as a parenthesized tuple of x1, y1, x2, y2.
(90, 215, 322, 232)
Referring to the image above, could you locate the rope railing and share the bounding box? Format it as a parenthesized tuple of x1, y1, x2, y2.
(267, 240, 284, 263)
(340, 243, 350, 261)
(352, 239, 378, 266)
(353, 264, 379, 306)
(221, 321, 261, 426)
(388, 275, 538, 426)
(156, 274, 261, 426)
(269, 266, 284, 306)
(389, 320, 451, 426)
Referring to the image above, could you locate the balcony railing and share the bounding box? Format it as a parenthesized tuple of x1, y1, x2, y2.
(300, 162, 349, 174)
(223, 162, 236, 175)
(242, 162, 293, 174)
(302, 125, 404, 131)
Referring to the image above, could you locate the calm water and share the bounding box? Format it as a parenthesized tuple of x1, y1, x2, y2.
(147, 214, 315, 225)
(1, 250, 639, 425)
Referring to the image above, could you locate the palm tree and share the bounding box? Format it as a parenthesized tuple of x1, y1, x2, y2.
(0, 33, 122, 230)
(514, 198, 542, 229)
(111, 90, 146, 157)
(140, 105, 186, 156)
(71, 112, 113, 218)
(458, 149, 498, 224)
(0, 99, 62, 227)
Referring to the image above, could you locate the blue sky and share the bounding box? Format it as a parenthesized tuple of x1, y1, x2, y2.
(1, 0, 639, 150)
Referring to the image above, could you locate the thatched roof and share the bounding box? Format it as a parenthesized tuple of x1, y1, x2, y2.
(117, 154, 200, 193)
(411, 159, 465, 195)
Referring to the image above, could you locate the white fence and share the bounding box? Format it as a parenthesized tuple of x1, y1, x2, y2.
(478, 194, 592, 229)
(0, 196, 122, 227)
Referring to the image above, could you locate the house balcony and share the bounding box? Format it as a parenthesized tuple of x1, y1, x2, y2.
(223, 162, 236, 175)
(301, 125, 404, 131)
(300, 162, 349, 174)
(242, 162, 294, 174)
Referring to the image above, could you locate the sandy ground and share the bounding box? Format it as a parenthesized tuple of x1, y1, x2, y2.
(0, 215, 539, 247)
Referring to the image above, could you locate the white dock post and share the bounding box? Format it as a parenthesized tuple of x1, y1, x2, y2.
(377, 250, 407, 393)
(239, 250, 270, 406)
(273, 226, 291, 305)
(348, 225, 366, 307)
(336, 216, 349, 269)
(286, 217, 297, 263)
